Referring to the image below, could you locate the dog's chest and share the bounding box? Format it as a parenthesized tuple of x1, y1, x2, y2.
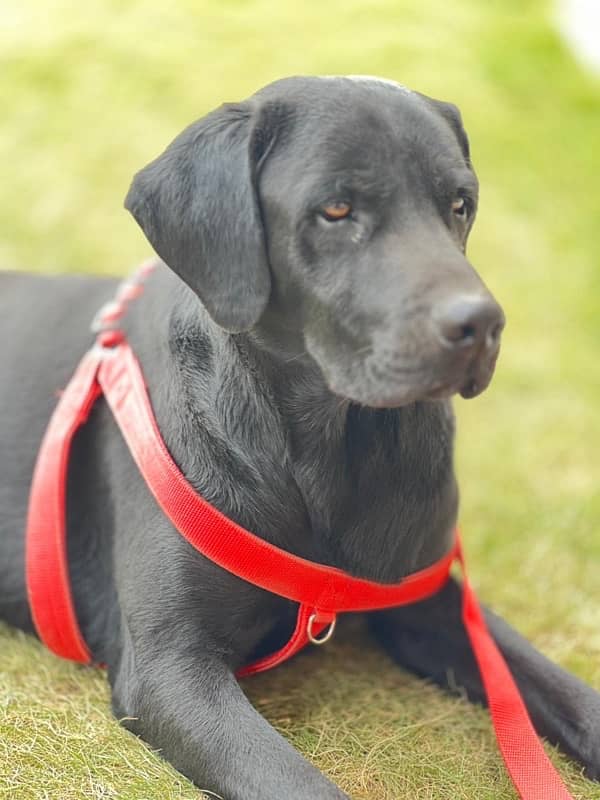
(282, 402, 458, 581)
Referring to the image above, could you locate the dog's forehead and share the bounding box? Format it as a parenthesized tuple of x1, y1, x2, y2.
(254, 75, 453, 148)
(254, 74, 420, 110)
(255, 75, 435, 149)
(256, 76, 465, 176)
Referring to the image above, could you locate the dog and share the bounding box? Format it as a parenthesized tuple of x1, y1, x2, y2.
(1, 75, 599, 800)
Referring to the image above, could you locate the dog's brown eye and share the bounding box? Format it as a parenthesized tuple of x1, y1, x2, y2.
(452, 197, 468, 217)
(321, 201, 352, 221)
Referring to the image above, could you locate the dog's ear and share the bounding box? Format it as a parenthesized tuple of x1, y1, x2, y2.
(419, 95, 472, 168)
(435, 101, 471, 166)
(125, 102, 277, 332)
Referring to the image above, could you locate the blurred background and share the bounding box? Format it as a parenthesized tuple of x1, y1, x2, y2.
(1, 1, 599, 798)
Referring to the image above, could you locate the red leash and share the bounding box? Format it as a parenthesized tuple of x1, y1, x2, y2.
(25, 264, 574, 799)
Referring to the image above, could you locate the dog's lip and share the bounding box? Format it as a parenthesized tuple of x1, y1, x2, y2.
(354, 350, 501, 407)
(354, 381, 459, 407)
(327, 366, 484, 408)
(312, 336, 502, 408)
(459, 378, 481, 399)
(458, 345, 501, 399)
(423, 382, 461, 401)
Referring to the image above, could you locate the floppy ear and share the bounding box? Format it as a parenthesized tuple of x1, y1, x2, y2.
(435, 101, 471, 166)
(125, 102, 274, 332)
(418, 95, 472, 168)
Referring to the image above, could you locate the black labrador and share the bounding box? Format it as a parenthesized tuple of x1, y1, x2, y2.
(1, 76, 599, 800)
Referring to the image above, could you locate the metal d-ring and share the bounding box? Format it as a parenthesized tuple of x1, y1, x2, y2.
(307, 612, 337, 645)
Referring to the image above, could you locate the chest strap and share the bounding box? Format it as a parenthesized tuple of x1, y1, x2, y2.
(25, 265, 575, 799)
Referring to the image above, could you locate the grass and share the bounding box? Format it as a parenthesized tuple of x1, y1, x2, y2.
(1, 0, 600, 797)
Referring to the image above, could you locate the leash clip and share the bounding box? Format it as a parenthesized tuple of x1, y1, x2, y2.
(307, 610, 337, 645)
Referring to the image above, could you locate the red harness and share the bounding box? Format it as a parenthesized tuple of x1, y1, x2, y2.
(25, 262, 574, 799)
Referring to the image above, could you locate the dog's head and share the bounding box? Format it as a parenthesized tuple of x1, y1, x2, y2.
(126, 75, 504, 407)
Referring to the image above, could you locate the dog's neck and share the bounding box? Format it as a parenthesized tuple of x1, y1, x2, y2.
(129, 268, 458, 581)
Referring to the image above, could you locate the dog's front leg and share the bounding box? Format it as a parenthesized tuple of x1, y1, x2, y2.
(108, 644, 349, 800)
(368, 578, 600, 779)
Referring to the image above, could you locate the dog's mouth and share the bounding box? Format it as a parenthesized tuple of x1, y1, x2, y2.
(423, 344, 501, 402)
(315, 340, 502, 409)
(304, 302, 504, 409)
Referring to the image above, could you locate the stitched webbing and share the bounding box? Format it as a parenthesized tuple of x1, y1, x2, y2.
(25, 349, 101, 663)
(456, 542, 574, 799)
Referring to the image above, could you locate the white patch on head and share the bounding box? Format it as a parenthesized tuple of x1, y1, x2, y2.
(320, 75, 413, 95)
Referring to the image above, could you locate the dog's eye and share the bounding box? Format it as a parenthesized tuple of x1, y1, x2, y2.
(452, 196, 470, 219)
(321, 201, 352, 221)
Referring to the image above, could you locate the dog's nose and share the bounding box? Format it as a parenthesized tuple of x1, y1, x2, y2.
(435, 295, 505, 350)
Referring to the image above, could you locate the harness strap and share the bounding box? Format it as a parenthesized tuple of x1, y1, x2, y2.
(25, 349, 101, 663)
(456, 542, 574, 800)
(101, 343, 458, 612)
(97, 341, 459, 674)
(237, 604, 334, 678)
(24, 267, 576, 799)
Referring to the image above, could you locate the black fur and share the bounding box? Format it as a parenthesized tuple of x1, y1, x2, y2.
(1, 76, 599, 799)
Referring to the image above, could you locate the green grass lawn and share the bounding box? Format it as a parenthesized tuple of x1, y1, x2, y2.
(1, 0, 600, 798)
